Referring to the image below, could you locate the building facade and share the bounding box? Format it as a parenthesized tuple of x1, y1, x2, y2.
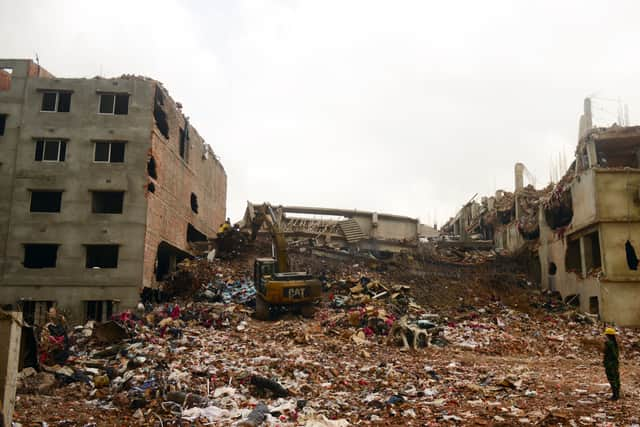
(0, 59, 226, 324)
(539, 122, 640, 326)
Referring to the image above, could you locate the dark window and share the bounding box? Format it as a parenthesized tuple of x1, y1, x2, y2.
(41, 92, 71, 112)
(110, 142, 125, 162)
(153, 87, 169, 138)
(565, 238, 582, 274)
(94, 142, 125, 163)
(0, 114, 6, 135)
(99, 94, 129, 115)
(583, 231, 602, 272)
(85, 300, 114, 322)
(114, 94, 129, 114)
(94, 142, 109, 162)
(58, 92, 71, 112)
(589, 296, 599, 315)
(91, 191, 124, 214)
(179, 127, 188, 160)
(190, 193, 198, 213)
(548, 262, 557, 275)
(23, 244, 58, 268)
(30, 191, 62, 212)
(86, 245, 119, 268)
(35, 140, 66, 162)
(147, 156, 157, 179)
(21, 300, 55, 325)
(99, 94, 114, 113)
(187, 224, 207, 242)
(625, 240, 638, 270)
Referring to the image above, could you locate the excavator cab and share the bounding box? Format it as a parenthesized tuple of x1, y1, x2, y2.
(253, 258, 322, 320)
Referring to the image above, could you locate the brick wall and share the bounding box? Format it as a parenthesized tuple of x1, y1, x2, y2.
(142, 84, 227, 287)
(0, 69, 10, 91)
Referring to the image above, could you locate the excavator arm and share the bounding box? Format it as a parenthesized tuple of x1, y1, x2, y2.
(246, 202, 290, 273)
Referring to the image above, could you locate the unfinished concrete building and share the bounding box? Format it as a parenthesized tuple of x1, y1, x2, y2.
(539, 99, 640, 326)
(0, 59, 227, 324)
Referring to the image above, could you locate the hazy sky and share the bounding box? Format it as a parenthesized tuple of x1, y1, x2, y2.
(3, 0, 640, 225)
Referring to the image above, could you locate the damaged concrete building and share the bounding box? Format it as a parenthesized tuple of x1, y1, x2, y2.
(444, 99, 640, 326)
(0, 59, 227, 324)
(241, 202, 424, 255)
(539, 99, 640, 326)
(441, 164, 549, 255)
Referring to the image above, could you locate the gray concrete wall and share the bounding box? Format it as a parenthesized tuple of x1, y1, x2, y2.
(0, 61, 154, 322)
(537, 167, 640, 326)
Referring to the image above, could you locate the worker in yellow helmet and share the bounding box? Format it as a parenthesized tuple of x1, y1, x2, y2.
(603, 327, 620, 400)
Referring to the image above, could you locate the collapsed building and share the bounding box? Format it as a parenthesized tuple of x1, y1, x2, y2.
(0, 59, 227, 324)
(441, 164, 550, 255)
(444, 98, 640, 326)
(240, 202, 430, 255)
(539, 99, 640, 326)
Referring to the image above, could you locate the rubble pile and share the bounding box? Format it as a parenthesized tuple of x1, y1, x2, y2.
(13, 247, 640, 425)
(165, 258, 255, 305)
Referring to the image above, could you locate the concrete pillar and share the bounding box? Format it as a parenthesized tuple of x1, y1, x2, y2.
(586, 140, 598, 168)
(514, 163, 525, 192)
(579, 98, 593, 139)
(0, 311, 22, 426)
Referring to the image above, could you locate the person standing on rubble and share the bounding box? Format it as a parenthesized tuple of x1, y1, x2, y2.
(603, 327, 620, 400)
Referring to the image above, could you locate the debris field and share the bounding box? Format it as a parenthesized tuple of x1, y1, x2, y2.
(13, 241, 640, 426)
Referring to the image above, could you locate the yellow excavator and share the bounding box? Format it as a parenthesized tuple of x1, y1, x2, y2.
(247, 203, 322, 320)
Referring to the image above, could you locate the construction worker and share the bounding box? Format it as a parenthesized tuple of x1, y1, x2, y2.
(603, 327, 620, 400)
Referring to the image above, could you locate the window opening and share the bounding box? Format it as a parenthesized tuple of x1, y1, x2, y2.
(30, 191, 62, 212)
(153, 87, 169, 138)
(190, 193, 198, 213)
(179, 126, 189, 161)
(147, 156, 157, 179)
(625, 240, 638, 270)
(548, 262, 557, 275)
(91, 191, 124, 214)
(35, 140, 66, 162)
(85, 300, 114, 322)
(99, 93, 129, 115)
(86, 245, 119, 268)
(21, 300, 55, 326)
(41, 91, 71, 112)
(0, 68, 12, 91)
(23, 244, 59, 268)
(589, 296, 599, 315)
(583, 231, 602, 272)
(0, 114, 7, 136)
(155, 241, 191, 281)
(564, 294, 580, 307)
(94, 141, 125, 163)
(565, 238, 582, 274)
(187, 224, 207, 243)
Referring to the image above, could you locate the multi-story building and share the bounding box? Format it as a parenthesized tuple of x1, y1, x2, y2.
(539, 100, 640, 326)
(0, 59, 226, 324)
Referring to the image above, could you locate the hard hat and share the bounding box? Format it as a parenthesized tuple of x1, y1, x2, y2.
(604, 327, 617, 335)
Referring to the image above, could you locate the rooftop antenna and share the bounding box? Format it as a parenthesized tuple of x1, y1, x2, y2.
(35, 52, 40, 76)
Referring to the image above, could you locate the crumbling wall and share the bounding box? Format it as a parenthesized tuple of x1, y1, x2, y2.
(142, 84, 227, 287)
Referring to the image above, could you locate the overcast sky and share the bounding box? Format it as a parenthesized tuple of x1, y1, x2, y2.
(3, 0, 640, 225)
